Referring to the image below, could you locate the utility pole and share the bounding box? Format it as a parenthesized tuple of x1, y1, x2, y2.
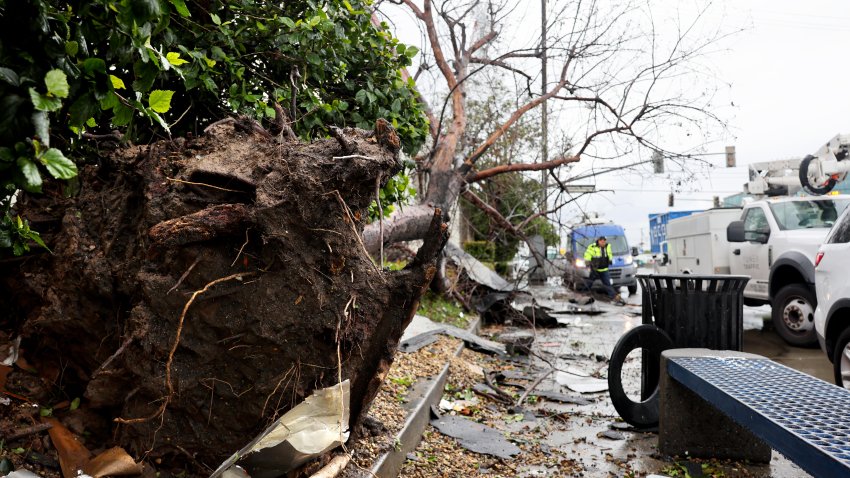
(539, 0, 548, 212)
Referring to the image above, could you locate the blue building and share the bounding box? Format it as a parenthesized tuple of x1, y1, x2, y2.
(648, 211, 703, 254)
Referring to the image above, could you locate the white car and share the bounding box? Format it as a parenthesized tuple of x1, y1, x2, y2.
(814, 205, 850, 389)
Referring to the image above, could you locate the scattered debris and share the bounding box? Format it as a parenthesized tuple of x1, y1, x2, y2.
(428, 406, 521, 459)
(444, 244, 514, 293)
(494, 331, 534, 355)
(212, 381, 351, 478)
(555, 370, 608, 394)
(532, 390, 592, 406)
(598, 430, 626, 441)
(398, 316, 505, 356)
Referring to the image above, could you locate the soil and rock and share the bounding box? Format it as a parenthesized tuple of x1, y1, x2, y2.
(0, 119, 447, 474)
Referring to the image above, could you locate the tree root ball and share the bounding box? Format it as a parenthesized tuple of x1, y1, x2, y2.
(0, 121, 447, 469)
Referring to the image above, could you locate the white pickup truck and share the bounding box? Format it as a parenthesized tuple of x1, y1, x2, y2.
(665, 195, 850, 346)
(725, 195, 850, 346)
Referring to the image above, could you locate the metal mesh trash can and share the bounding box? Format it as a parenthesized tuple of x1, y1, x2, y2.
(638, 274, 749, 400)
(608, 274, 748, 427)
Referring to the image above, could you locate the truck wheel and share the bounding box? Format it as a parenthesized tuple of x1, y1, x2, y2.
(799, 154, 837, 195)
(833, 328, 850, 390)
(628, 284, 638, 295)
(772, 284, 818, 347)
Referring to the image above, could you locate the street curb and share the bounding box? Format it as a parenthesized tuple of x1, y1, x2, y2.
(369, 315, 481, 478)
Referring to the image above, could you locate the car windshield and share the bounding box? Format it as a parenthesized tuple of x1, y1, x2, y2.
(769, 199, 850, 230)
(575, 234, 630, 256)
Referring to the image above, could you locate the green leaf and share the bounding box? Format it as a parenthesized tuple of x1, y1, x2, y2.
(166, 52, 188, 66)
(405, 46, 419, 58)
(148, 90, 174, 113)
(306, 53, 321, 65)
(355, 89, 367, 104)
(204, 56, 216, 68)
(168, 0, 191, 17)
(82, 58, 106, 75)
(86, 117, 97, 128)
(65, 41, 79, 57)
(391, 98, 401, 113)
(70, 397, 81, 410)
(211, 13, 221, 25)
(17, 158, 42, 191)
(281, 17, 296, 28)
(112, 104, 134, 126)
(0, 148, 13, 163)
(0, 67, 19, 86)
(45, 70, 69, 98)
(39, 407, 52, 417)
(110, 75, 126, 90)
(40, 148, 77, 179)
(100, 91, 119, 110)
(29, 88, 62, 112)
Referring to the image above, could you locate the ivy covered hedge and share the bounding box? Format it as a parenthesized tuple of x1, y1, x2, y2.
(0, 0, 428, 253)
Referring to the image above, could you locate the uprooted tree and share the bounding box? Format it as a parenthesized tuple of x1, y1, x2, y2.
(0, 0, 446, 473)
(366, 0, 733, 267)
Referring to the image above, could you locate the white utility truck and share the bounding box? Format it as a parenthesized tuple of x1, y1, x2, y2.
(665, 208, 742, 275)
(666, 134, 850, 346)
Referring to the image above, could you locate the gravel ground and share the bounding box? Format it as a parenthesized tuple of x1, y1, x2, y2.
(399, 347, 584, 478)
(342, 336, 462, 476)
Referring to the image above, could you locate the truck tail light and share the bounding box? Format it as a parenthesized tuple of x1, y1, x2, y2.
(815, 252, 824, 268)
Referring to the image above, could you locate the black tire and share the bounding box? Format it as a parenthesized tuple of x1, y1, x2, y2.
(772, 284, 818, 347)
(833, 328, 850, 390)
(799, 154, 837, 195)
(627, 284, 638, 295)
(608, 325, 673, 428)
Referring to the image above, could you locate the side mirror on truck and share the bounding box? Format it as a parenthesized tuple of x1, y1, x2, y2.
(727, 221, 745, 242)
(631, 247, 639, 257)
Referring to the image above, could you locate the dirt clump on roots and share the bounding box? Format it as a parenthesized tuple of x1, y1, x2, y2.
(0, 119, 447, 474)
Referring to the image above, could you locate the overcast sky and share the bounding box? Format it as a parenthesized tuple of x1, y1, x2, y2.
(384, 0, 850, 249)
(580, 0, 850, 248)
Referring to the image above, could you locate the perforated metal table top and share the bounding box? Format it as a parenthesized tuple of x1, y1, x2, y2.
(668, 356, 850, 478)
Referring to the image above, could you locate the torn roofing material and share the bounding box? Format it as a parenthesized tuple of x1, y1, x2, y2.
(429, 406, 521, 459)
(445, 243, 515, 292)
(211, 381, 351, 478)
(399, 315, 506, 356)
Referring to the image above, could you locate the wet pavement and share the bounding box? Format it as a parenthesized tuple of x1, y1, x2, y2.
(501, 281, 831, 477)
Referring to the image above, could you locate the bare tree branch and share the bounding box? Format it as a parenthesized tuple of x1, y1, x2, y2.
(466, 155, 580, 183)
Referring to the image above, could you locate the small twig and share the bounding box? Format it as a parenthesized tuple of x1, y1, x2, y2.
(115, 272, 254, 424)
(165, 177, 247, 194)
(82, 131, 124, 141)
(330, 127, 354, 154)
(483, 369, 516, 403)
(309, 453, 352, 478)
(332, 154, 377, 161)
(168, 254, 204, 295)
(231, 228, 251, 267)
(93, 331, 140, 375)
(5, 423, 52, 441)
(203, 117, 236, 134)
(516, 369, 553, 406)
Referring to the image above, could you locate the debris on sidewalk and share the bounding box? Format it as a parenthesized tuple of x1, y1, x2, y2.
(555, 369, 609, 394)
(399, 315, 506, 355)
(428, 406, 521, 459)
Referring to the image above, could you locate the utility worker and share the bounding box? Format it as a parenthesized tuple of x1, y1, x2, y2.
(584, 236, 624, 304)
